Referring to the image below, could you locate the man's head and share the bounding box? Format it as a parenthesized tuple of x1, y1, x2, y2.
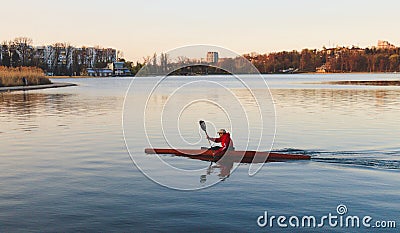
(218, 129, 227, 136)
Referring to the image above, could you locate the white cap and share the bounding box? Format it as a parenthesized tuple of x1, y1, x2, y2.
(218, 129, 226, 134)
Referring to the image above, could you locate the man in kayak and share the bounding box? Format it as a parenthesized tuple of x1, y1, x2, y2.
(207, 129, 234, 156)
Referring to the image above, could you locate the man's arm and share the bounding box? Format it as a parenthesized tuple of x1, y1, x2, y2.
(207, 136, 221, 143)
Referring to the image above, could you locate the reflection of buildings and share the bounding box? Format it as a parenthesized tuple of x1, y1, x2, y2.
(0, 91, 122, 118)
(206, 52, 219, 63)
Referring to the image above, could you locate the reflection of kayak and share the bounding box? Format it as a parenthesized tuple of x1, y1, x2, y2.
(144, 148, 311, 163)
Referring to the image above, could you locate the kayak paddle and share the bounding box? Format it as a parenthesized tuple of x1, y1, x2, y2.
(199, 120, 212, 146)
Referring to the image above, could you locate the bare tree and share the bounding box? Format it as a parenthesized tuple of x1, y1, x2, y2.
(63, 43, 75, 75)
(142, 56, 151, 64)
(160, 53, 168, 73)
(177, 56, 189, 65)
(0, 41, 11, 66)
(52, 43, 66, 75)
(13, 37, 33, 66)
(117, 50, 124, 61)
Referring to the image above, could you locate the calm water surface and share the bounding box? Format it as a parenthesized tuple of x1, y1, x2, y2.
(0, 74, 399, 232)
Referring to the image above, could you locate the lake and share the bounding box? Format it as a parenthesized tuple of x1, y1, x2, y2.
(1, 74, 399, 232)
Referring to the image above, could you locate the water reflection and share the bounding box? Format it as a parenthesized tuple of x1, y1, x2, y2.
(200, 160, 234, 183)
(166, 153, 272, 182)
(0, 92, 123, 118)
(271, 88, 400, 111)
(1, 77, 400, 232)
(0, 91, 123, 134)
(0, 89, 124, 158)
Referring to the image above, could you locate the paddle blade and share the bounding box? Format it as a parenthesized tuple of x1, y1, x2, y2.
(199, 120, 207, 132)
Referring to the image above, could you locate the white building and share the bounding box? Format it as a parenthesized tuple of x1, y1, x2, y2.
(377, 40, 396, 49)
(107, 62, 131, 76)
(206, 51, 219, 63)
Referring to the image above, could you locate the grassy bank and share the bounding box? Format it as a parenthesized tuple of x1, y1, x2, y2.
(0, 66, 52, 87)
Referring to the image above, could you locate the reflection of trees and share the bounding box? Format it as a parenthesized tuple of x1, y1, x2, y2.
(271, 89, 399, 110)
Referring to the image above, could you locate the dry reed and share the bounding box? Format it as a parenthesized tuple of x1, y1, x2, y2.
(0, 66, 51, 87)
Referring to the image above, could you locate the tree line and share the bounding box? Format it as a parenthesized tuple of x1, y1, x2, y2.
(134, 46, 400, 75)
(245, 46, 400, 73)
(2, 37, 400, 75)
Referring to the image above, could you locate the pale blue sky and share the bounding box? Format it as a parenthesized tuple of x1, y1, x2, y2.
(1, 0, 399, 61)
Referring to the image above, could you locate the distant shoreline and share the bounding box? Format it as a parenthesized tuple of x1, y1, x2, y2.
(322, 80, 400, 86)
(46, 72, 400, 79)
(0, 82, 77, 92)
(49, 76, 95, 79)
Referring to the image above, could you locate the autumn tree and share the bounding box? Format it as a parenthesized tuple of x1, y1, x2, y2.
(389, 54, 400, 72)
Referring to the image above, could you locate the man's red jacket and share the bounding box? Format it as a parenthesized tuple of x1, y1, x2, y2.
(210, 133, 234, 155)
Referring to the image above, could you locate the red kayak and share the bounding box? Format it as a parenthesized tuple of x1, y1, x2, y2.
(144, 148, 311, 163)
